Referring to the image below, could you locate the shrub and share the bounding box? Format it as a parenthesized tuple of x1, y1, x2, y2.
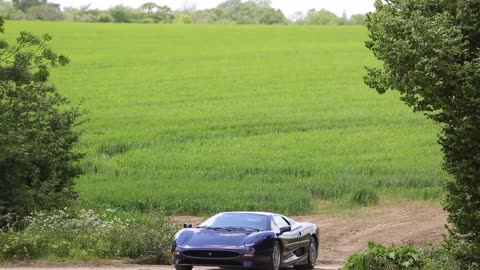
(421, 245, 462, 270)
(0, 209, 175, 263)
(344, 242, 423, 270)
(345, 243, 466, 270)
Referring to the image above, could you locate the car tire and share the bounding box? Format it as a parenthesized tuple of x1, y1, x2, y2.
(175, 265, 193, 270)
(269, 241, 282, 270)
(294, 236, 317, 270)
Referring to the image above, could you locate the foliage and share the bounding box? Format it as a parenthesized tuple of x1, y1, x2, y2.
(0, 19, 82, 216)
(421, 245, 462, 270)
(302, 9, 345, 25)
(2, 0, 368, 25)
(212, 0, 288, 24)
(26, 4, 63, 21)
(0, 1, 25, 20)
(0, 209, 175, 262)
(345, 243, 464, 270)
(108, 5, 141, 23)
(365, 0, 480, 266)
(12, 0, 45, 12)
(345, 242, 423, 270)
(350, 14, 367, 25)
(139, 3, 174, 23)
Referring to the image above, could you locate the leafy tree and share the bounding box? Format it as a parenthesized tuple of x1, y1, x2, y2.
(0, 0, 25, 20)
(12, 0, 46, 12)
(26, 3, 63, 21)
(349, 13, 367, 25)
(251, 0, 271, 8)
(153, 6, 174, 23)
(191, 9, 218, 24)
(256, 7, 287, 25)
(365, 0, 480, 266)
(214, 0, 287, 25)
(139, 4, 174, 24)
(174, 12, 192, 24)
(0, 18, 83, 216)
(289, 11, 305, 24)
(139, 2, 158, 14)
(217, 0, 242, 11)
(303, 9, 341, 25)
(109, 5, 141, 23)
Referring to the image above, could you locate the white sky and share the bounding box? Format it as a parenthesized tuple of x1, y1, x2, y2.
(51, 0, 376, 17)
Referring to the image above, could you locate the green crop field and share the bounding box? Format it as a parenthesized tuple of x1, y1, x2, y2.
(4, 21, 447, 215)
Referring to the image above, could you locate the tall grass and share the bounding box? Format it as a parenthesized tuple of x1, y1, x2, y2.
(2, 22, 447, 215)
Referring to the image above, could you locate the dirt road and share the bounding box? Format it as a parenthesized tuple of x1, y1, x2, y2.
(2, 202, 447, 270)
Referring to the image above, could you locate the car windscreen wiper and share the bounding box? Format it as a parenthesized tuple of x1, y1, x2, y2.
(202, 226, 228, 230)
(225, 226, 260, 232)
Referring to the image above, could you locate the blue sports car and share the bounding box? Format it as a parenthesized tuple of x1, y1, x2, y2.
(171, 211, 319, 270)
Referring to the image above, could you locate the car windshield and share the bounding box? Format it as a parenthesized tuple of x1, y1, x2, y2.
(198, 213, 269, 231)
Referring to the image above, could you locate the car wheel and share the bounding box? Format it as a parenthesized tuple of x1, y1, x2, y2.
(175, 265, 193, 270)
(269, 241, 282, 270)
(294, 236, 317, 270)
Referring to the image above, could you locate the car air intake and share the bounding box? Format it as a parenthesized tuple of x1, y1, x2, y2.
(183, 250, 240, 259)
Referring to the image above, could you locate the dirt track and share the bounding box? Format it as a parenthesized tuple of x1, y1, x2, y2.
(2, 203, 447, 270)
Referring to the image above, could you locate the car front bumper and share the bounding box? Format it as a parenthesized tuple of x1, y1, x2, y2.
(172, 245, 271, 269)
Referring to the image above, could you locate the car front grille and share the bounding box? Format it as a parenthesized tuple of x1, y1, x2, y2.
(183, 250, 240, 259)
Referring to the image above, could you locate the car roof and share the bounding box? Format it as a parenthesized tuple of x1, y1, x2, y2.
(217, 211, 282, 217)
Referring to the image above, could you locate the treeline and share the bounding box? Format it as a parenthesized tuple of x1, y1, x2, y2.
(0, 0, 367, 25)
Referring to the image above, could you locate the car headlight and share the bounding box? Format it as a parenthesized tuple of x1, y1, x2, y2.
(243, 233, 264, 247)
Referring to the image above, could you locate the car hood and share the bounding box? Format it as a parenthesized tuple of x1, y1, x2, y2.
(183, 229, 255, 248)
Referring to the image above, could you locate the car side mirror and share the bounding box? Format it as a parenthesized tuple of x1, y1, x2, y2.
(279, 226, 291, 235)
(183, 223, 192, 228)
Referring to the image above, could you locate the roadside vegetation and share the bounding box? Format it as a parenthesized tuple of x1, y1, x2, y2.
(345, 242, 462, 270)
(0, 209, 175, 263)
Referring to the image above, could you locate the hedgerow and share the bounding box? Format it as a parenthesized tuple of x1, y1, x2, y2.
(0, 208, 175, 263)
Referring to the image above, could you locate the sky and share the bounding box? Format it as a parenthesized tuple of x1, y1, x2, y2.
(51, 0, 376, 17)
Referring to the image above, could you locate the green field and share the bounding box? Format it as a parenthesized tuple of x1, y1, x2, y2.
(4, 21, 447, 215)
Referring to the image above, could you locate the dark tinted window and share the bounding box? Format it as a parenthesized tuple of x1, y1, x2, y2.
(273, 215, 289, 228)
(199, 213, 269, 231)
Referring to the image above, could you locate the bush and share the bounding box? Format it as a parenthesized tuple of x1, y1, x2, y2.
(421, 245, 462, 270)
(0, 19, 82, 216)
(0, 209, 175, 263)
(344, 242, 423, 270)
(345, 242, 465, 270)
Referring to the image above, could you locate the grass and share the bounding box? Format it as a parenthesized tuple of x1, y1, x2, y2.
(3, 21, 447, 215)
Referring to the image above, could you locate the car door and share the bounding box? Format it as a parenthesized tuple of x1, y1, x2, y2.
(273, 215, 307, 263)
(284, 216, 310, 251)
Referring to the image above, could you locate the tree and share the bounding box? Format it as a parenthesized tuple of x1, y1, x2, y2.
(12, 0, 46, 12)
(250, 0, 272, 8)
(153, 6, 174, 23)
(0, 18, 83, 216)
(349, 13, 367, 25)
(140, 2, 158, 14)
(109, 5, 141, 23)
(214, 0, 287, 25)
(0, 0, 25, 19)
(303, 9, 340, 25)
(26, 3, 63, 21)
(288, 11, 305, 24)
(365, 0, 480, 266)
(217, 0, 242, 11)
